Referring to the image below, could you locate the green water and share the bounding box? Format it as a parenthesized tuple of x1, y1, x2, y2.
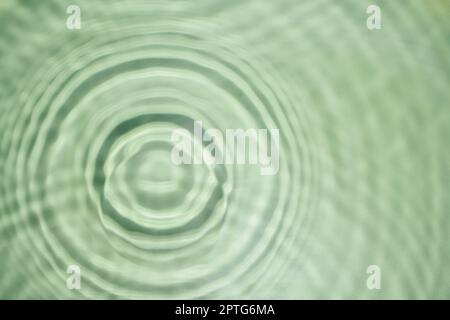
(0, 0, 449, 299)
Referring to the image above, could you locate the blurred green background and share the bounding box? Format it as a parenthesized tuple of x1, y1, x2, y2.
(0, 0, 449, 299)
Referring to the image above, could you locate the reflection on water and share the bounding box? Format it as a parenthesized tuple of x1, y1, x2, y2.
(0, 0, 449, 299)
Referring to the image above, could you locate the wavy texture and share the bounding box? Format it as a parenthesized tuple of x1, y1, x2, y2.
(0, 0, 449, 299)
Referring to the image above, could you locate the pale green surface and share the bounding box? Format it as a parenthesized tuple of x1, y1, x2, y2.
(0, 0, 449, 299)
